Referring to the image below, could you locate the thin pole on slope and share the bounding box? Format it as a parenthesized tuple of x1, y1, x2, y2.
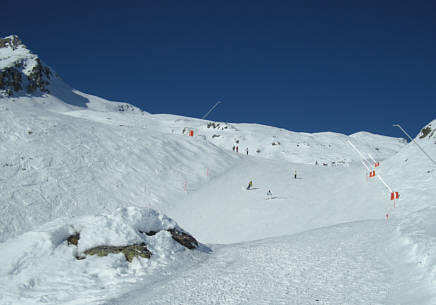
(348, 140, 372, 169)
(377, 175, 393, 193)
(348, 140, 393, 193)
(393, 124, 436, 167)
(368, 153, 377, 164)
(201, 101, 222, 120)
(360, 160, 370, 172)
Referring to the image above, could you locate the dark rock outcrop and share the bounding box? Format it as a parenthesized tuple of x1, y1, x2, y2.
(26, 58, 51, 94)
(84, 243, 152, 262)
(0, 67, 22, 96)
(0, 35, 23, 50)
(142, 228, 199, 250)
(419, 125, 434, 139)
(168, 228, 198, 249)
(67, 232, 80, 246)
(1, 35, 52, 96)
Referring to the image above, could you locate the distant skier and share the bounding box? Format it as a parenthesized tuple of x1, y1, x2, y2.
(315, 160, 318, 165)
(246, 180, 253, 190)
(236, 146, 239, 153)
(267, 190, 272, 196)
(294, 170, 297, 179)
(232, 146, 235, 152)
(246, 148, 248, 155)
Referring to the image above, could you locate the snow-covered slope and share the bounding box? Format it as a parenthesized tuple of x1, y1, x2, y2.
(0, 99, 240, 242)
(152, 114, 405, 165)
(1, 35, 435, 305)
(379, 120, 436, 284)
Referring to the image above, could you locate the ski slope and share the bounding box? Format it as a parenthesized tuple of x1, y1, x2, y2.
(0, 98, 434, 304)
(1, 36, 436, 305)
(169, 157, 390, 244)
(106, 221, 432, 305)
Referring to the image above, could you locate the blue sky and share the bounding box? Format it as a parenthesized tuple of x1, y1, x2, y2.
(1, 0, 435, 137)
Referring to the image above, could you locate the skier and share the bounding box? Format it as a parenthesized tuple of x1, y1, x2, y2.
(294, 170, 297, 179)
(236, 146, 239, 153)
(267, 190, 272, 196)
(232, 146, 235, 152)
(246, 148, 248, 155)
(246, 180, 253, 190)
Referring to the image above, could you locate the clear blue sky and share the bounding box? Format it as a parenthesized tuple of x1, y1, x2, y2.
(1, 0, 435, 137)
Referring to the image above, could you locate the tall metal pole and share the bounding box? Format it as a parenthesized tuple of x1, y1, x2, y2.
(201, 101, 222, 120)
(393, 124, 436, 167)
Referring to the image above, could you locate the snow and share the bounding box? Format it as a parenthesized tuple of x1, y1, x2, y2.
(1, 37, 436, 304)
(106, 220, 433, 305)
(0, 207, 208, 305)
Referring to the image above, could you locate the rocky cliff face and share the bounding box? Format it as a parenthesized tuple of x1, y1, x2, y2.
(419, 121, 435, 140)
(0, 35, 53, 96)
(0, 35, 23, 49)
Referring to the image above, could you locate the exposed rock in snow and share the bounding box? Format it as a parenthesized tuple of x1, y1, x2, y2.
(83, 243, 152, 262)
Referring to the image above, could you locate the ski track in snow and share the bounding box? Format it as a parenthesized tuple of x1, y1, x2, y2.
(0, 91, 434, 304)
(105, 220, 428, 305)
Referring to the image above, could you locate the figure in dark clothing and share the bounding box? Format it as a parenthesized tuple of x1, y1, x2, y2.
(246, 180, 253, 190)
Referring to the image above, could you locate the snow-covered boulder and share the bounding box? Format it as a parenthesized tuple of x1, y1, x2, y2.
(0, 207, 209, 304)
(61, 207, 201, 262)
(65, 207, 202, 261)
(0, 207, 206, 275)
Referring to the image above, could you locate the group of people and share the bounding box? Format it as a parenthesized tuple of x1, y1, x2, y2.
(232, 146, 249, 155)
(246, 170, 298, 196)
(246, 180, 272, 197)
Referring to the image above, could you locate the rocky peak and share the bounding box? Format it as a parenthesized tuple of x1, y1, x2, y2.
(419, 122, 435, 140)
(0, 35, 52, 97)
(0, 35, 24, 50)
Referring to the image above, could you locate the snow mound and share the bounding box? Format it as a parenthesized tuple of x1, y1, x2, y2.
(0, 207, 208, 305)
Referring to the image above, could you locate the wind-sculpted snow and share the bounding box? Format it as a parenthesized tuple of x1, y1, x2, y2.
(0, 99, 240, 242)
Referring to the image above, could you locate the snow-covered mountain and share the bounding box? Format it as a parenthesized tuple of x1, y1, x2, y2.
(1, 36, 435, 305)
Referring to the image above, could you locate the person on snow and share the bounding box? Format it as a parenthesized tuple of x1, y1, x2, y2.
(236, 146, 239, 152)
(246, 148, 248, 155)
(247, 180, 253, 190)
(232, 146, 235, 152)
(294, 170, 297, 179)
(267, 190, 272, 196)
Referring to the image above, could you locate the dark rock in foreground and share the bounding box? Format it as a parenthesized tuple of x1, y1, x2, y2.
(83, 243, 152, 262)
